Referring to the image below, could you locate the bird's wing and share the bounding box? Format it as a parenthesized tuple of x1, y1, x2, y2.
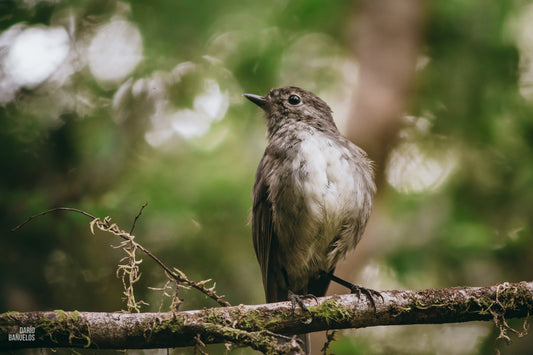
(252, 157, 285, 302)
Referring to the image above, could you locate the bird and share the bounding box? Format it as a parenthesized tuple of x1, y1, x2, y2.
(244, 86, 376, 353)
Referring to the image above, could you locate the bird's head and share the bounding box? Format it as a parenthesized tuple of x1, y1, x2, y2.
(244, 86, 337, 136)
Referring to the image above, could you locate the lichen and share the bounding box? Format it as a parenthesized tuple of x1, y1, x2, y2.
(469, 283, 530, 343)
(229, 306, 263, 330)
(37, 310, 91, 348)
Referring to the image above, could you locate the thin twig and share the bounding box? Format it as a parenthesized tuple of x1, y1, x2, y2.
(321, 330, 336, 354)
(193, 334, 208, 355)
(130, 202, 148, 235)
(11, 207, 96, 231)
(92, 217, 231, 307)
(13, 207, 231, 307)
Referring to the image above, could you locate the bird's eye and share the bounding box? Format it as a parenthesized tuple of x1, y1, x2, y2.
(288, 95, 301, 105)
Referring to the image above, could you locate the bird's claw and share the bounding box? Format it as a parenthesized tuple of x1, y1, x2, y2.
(288, 290, 317, 314)
(350, 285, 383, 312)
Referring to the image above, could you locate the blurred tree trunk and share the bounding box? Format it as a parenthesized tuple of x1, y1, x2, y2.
(327, 1, 425, 350)
(347, 0, 425, 186)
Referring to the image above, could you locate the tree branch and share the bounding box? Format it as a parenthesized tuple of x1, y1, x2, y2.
(1, 281, 531, 351)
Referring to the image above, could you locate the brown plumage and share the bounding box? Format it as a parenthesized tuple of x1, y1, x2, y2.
(245, 86, 375, 353)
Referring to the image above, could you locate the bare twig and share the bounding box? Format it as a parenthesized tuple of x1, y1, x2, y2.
(149, 280, 183, 312)
(193, 334, 208, 355)
(130, 202, 148, 235)
(92, 216, 230, 307)
(13, 208, 231, 308)
(90, 215, 230, 307)
(321, 330, 336, 355)
(11, 207, 96, 231)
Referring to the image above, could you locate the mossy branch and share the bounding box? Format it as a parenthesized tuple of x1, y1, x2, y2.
(1, 281, 531, 352)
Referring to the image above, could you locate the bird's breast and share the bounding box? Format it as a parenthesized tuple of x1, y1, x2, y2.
(266, 129, 366, 280)
(291, 132, 358, 219)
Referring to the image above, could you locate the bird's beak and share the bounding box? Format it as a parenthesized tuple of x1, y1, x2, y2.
(243, 93, 267, 109)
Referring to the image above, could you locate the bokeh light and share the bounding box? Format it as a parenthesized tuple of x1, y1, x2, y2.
(88, 20, 143, 85)
(0, 24, 70, 104)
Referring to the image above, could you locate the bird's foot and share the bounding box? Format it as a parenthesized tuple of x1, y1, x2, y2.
(288, 290, 317, 314)
(349, 284, 382, 312)
(320, 270, 382, 312)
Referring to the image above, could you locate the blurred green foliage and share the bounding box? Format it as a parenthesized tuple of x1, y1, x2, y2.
(1, 0, 533, 354)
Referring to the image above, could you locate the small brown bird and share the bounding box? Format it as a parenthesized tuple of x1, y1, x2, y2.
(244, 86, 375, 353)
